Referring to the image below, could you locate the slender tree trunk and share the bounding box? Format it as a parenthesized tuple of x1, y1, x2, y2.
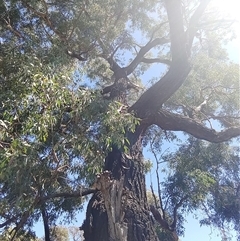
(41, 205, 51, 241)
(81, 127, 159, 241)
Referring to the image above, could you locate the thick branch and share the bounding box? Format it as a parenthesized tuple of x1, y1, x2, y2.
(107, 57, 127, 82)
(151, 109, 240, 143)
(129, 0, 191, 117)
(129, 60, 190, 118)
(164, 0, 187, 61)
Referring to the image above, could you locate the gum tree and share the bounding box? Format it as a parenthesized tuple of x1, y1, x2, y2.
(0, 0, 239, 240)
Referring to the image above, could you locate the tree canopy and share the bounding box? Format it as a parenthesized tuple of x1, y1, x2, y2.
(0, 0, 239, 241)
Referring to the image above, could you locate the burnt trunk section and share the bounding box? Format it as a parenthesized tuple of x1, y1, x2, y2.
(81, 129, 158, 241)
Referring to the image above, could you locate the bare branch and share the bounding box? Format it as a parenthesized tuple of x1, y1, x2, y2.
(0, 140, 11, 149)
(156, 167, 165, 219)
(0, 188, 95, 234)
(102, 37, 170, 97)
(67, 8, 84, 42)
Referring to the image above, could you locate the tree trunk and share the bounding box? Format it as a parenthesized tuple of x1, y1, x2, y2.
(81, 127, 159, 241)
(41, 205, 51, 241)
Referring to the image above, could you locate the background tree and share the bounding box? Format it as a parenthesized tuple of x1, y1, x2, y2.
(0, 0, 239, 241)
(0, 228, 40, 241)
(49, 226, 69, 241)
(68, 226, 84, 241)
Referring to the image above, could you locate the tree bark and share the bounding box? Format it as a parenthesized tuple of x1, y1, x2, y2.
(81, 127, 159, 241)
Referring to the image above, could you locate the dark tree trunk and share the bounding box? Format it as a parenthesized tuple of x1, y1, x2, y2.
(81, 127, 159, 241)
(41, 205, 51, 241)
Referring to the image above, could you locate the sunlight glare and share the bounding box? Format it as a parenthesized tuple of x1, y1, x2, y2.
(210, 0, 240, 43)
(211, 0, 239, 21)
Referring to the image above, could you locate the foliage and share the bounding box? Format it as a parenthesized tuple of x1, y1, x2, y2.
(0, 32, 138, 238)
(37, 226, 83, 241)
(0, 228, 40, 241)
(68, 226, 84, 241)
(165, 47, 239, 128)
(146, 133, 240, 240)
(0, 0, 239, 240)
(49, 226, 69, 241)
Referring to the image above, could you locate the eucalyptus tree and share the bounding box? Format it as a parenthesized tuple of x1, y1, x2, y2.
(146, 132, 239, 241)
(0, 0, 239, 241)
